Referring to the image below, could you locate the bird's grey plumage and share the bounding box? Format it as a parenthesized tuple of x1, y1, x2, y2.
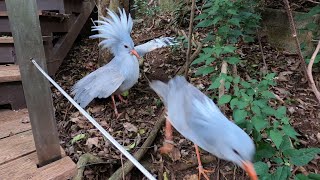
(135, 37, 178, 57)
(150, 76, 255, 168)
(72, 8, 139, 108)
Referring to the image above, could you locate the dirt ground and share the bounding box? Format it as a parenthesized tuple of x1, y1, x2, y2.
(52, 13, 320, 180)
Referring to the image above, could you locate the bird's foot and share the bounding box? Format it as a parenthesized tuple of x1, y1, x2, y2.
(159, 140, 174, 154)
(197, 165, 214, 180)
(117, 95, 128, 104)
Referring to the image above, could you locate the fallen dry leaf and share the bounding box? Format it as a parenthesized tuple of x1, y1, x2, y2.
(86, 137, 100, 149)
(123, 122, 138, 132)
(183, 174, 198, 180)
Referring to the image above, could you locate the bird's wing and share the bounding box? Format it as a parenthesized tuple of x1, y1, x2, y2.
(135, 37, 178, 57)
(71, 65, 125, 108)
(149, 80, 169, 107)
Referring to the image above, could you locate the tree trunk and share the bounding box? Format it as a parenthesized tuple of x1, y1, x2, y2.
(97, 0, 120, 66)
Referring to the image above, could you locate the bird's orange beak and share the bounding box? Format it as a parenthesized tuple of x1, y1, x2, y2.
(130, 49, 140, 59)
(242, 161, 258, 180)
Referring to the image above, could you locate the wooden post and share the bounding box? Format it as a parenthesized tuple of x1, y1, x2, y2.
(5, 0, 61, 167)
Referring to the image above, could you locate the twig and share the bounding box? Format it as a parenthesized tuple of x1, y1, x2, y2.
(219, 61, 228, 112)
(185, 0, 196, 78)
(283, 0, 309, 82)
(108, 113, 166, 180)
(256, 29, 268, 74)
(73, 153, 104, 180)
(307, 40, 320, 104)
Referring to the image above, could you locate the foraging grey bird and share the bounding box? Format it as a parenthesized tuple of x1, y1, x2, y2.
(150, 76, 257, 180)
(71, 8, 177, 117)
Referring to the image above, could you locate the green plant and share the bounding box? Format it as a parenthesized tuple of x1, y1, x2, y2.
(192, 0, 320, 179)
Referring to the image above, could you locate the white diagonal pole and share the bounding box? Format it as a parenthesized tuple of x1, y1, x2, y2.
(31, 59, 156, 180)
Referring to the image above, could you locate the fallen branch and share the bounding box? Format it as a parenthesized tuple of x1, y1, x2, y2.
(283, 0, 309, 82)
(257, 29, 268, 74)
(219, 61, 228, 112)
(185, 0, 196, 78)
(307, 40, 320, 104)
(108, 112, 166, 180)
(73, 153, 104, 180)
(283, 0, 320, 104)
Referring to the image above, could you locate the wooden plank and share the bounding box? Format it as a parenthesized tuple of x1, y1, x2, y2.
(0, 109, 31, 139)
(0, 152, 76, 180)
(0, 0, 66, 13)
(0, 45, 15, 63)
(0, 36, 52, 43)
(0, 130, 35, 165)
(51, 0, 95, 73)
(0, 65, 21, 83)
(5, 0, 61, 166)
(0, 82, 26, 110)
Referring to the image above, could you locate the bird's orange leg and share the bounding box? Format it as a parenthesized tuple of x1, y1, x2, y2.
(159, 116, 174, 154)
(111, 95, 121, 119)
(117, 95, 128, 104)
(195, 144, 214, 180)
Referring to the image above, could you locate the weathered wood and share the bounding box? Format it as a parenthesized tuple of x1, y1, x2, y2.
(0, 152, 76, 180)
(5, 0, 61, 166)
(0, 130, 35, 165)
(0, 36, 52, 43)
(0, 0, 65, 13)
(0, 82, 26, 109)
(0, 65, 20, 82)
(0, 45, 15, 63)
(0, 109, 31, 139)
(50, 0, 95, 73)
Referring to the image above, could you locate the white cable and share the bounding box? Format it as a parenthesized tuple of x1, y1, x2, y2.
(31, 59, 156, 180)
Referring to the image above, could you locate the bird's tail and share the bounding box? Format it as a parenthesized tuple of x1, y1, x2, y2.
(149, 80, 169, 106)
(71, 76, 95, 108)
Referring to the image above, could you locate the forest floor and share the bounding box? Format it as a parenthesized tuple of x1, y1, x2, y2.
(53, 12, 320, 180)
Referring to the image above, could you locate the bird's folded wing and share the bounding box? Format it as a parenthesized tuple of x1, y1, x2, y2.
(135, 37, 178, 57)
(71, 66, 125, 108)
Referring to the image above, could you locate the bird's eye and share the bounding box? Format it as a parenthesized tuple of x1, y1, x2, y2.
(232, 149, 240, 155)
(124, 45, 129, 48)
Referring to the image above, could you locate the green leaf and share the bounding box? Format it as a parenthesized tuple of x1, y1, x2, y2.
(308, 173, 320, 179)
(124, 142, 136, 150)
(265, 73, 277, 80)
(253, 100, 267, 108)
(295, 174, 309, 180)
(195, 13, 210, 20)
(281, 117, 290, 125)
(226, 57, 240, 64)
(121, 90, 129, 97)
(254, 161, 269, 176)
(230, 98, 239, 110)
(218, 95, 232, 105)
(240, 81, 251, 88)
(284, 148, 320, 166)
(255, 142, 276, 160)
(233, 109, 247, 123)
(228, 18, 241, 27)
(282, 125, 299, 140)
(191, 53, 212, 65)
(261, 90, 275, 98)
(272, 166, 290, 180)
(275, 106, 286, 119)
(227, 9, 238, 15)
(251, 105, 261, 116)
(269, 129, 283, 149)
(223, 45, 236, 53)
(196, 19, 214, 28)
(252, 116, 268, 131)
(279, 135, 293, 151)
(233, 76, 240, 84)
(195, 66, 214, 76)
(71, 134, 86, 144)
(208, 77, 222, 90)
(225, 81, 231, 90)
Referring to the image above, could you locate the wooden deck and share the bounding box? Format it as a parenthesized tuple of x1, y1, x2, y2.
(0, 109, 76, 179)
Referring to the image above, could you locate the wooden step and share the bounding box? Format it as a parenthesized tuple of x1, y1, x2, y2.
(0, 108, 76, 179)
(0, 152, 76, 180)
(0, 65, 21, 83)
(0, 108, 30, 139)
(0, 36, 52, 44)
